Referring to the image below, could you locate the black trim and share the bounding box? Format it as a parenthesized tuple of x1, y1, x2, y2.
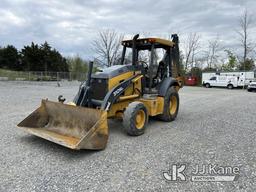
(132, 34, 140, 66)
(121, 46, 126, 65)
(168, 47, 172, 77)
(158, 77, 179, 97)
(148, 43, 155, 93)
(171, 34, 180, 76)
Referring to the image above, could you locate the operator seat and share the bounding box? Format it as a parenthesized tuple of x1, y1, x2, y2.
(144, 60, 166, 94)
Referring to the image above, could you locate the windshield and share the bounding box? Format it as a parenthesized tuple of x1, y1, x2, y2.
(121, 45, 165, 66)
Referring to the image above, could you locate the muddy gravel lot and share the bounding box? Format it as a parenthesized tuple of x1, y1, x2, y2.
(0, 81, 255, 192)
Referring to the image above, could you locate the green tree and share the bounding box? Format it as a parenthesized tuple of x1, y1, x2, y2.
(67, 55, 88, 80)
(202, 67, 217, 72)
(21, 42, 44, 71)
(20, 42, 69, 72)
(67, 55, 88, 73)
(0, 45, 20, 70)
(221, 50, 238, 71)
(238, 58, 255, 71)
(47, 49, 69, 72)
(41, 42, 51, 72)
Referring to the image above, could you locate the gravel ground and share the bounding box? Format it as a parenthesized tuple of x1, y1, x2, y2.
(0, 81, 255, 192)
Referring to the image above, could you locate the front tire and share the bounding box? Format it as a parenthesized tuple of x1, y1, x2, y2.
(205, 83, 210, 88)
(123, 102, 148, 136)
(227, 84, 233, 89)
(158, 87, 179, 122)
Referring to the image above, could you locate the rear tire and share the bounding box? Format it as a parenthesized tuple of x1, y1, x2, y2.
(123, 102, 148, 136)
(205, 83, 210, 88)
(157, 87, 179, 122)
(227, 84, 233, 89)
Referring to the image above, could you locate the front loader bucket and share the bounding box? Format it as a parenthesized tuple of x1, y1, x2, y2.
(17, 100, 108, 150)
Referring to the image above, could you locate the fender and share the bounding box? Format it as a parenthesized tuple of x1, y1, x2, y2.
(101, 74, 140, 111)
(158, 77, 179, 97)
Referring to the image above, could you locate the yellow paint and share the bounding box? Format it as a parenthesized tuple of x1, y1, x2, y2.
(107, 100, 130, 118)
(108, 71, 134, 90)
(108, 71, 142, 97)
(139, 97, 164, 116)
(119, 94, 139, 101)
(135, 110, 146, 129)
(22, 127, 80, 148)
(169, 96, 178, 115)
(67, 102, 76, 106)
(132, 75, 143, 83)
(107, 96, 164, 118)
(122, 38, 175, 47)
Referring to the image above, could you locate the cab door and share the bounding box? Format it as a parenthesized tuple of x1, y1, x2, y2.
(209, 76, 217, 86)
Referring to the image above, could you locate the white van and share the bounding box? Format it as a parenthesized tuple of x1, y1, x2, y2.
(202, 71, 255, 89)
(203, 75, 244, 89)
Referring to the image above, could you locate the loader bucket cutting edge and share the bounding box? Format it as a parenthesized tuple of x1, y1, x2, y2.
(17, 100, 108, 150)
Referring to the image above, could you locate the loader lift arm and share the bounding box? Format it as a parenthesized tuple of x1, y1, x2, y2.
(101, 74, 141, 111)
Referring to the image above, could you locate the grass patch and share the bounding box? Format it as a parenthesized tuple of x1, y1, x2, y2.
(0, 68, 30, 80)
(0, 68, 53, 81)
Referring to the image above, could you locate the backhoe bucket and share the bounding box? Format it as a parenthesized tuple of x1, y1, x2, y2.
(17, 100, 108, 150)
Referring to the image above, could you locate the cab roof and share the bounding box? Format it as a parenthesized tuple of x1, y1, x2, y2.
(122, 38, 175, 50)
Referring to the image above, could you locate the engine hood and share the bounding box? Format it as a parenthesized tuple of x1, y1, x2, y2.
(92, 64, 135, 79)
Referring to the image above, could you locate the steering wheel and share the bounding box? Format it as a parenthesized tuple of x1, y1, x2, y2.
(137, 60, 148, 69)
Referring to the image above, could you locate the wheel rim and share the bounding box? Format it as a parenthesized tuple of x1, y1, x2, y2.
(135, 110, 146, 129)
(169, 96, 178, 115)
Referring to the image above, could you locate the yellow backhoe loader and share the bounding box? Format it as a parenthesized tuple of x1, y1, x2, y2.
(18, 34, 183, 150)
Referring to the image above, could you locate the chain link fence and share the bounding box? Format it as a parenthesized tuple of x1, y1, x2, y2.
(0, 71, 87, 81)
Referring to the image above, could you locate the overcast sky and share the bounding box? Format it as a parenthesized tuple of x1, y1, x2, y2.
(0, 0, 255, 59)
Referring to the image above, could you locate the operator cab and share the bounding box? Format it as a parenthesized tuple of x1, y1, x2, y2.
(120, 35, 180, 93)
